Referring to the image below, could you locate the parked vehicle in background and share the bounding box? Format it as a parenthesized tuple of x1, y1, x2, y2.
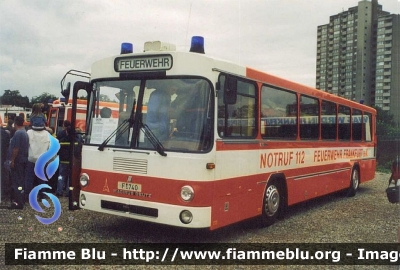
(0, 105, 31, 127)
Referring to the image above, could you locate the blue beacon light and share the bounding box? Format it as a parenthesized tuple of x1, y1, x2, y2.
(121, 43, 133, 54)
(189, 36, 205, 54)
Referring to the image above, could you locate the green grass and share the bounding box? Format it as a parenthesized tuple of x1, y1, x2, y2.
(376, 161, 393, 173)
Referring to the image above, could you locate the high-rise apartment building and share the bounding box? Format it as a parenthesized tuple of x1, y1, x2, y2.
(316, 0, 399, 123)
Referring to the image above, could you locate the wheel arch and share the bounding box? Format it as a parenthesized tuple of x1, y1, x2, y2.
(263, 172, 288, 206)
(262, 172, 288, 216)
(351, 161, 361, 187)
(347, 162, 361, 197)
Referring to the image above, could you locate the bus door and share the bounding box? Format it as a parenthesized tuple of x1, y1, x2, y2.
(215, 74, 261, 226)
(65, 81, 92, 210)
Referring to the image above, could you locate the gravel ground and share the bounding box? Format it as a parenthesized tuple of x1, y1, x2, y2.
(0, 172, 399, 270)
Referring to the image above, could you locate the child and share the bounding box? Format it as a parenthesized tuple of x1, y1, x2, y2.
(30, 103, 47, 130)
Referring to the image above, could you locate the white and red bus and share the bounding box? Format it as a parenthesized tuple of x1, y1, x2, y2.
(0, 105, 31, 127)
(67, 37, 376, 230)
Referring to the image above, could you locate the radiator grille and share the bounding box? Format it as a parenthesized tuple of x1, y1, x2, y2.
(113, 157, 148, 174)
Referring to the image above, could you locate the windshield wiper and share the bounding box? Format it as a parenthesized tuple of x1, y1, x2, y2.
(98, 120, 130, 151)
(140, 120, 167, 157)
(98, 100, 136, 151)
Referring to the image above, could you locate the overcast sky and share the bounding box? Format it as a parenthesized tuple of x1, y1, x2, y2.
(0, 0, 399, 100)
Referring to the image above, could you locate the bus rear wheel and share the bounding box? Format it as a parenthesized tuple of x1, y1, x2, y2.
(347, 167, 360, 197)
(261, 181, 283, 226)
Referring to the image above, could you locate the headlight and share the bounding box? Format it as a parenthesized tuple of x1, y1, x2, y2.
(179, 210, 193, 224)
(180, 185, 194, 202)
(80, 194, 86, 206)
(80, 173, 89, 187)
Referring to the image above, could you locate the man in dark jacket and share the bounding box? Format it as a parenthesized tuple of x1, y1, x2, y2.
(56, 120, 72, 196)
(1, 127, 10, 202)
(6, 116, 29, 209)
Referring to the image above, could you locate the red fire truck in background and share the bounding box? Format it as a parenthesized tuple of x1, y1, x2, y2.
(46, 98, 119, 136)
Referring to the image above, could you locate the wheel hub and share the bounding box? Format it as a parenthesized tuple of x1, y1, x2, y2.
(265, 185, 280, 216)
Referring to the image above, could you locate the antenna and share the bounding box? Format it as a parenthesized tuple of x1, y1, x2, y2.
(185, 2, 192, 50)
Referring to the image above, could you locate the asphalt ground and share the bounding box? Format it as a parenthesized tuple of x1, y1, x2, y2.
(0, 172, 399, 269)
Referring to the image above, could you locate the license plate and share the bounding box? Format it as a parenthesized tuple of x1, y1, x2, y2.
(118, 182, 142, 192)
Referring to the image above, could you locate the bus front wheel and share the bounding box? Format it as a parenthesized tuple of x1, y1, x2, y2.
(261, 181, 283, 226)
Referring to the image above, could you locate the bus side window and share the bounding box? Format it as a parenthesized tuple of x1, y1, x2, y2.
(218, 74, 256, 138)
(364, 112, 372, 142)
(217, 75, 226, 136)
(338, 105, 351, 140)
(352, 109, 362, 141)
(57, 108, 65, 134)
(223, 76, 237, 105)
(299, 95, 319, 140)
(261, 86, 297, 140)
(321, 100, 337, 140)
(48, 109, 57, 133)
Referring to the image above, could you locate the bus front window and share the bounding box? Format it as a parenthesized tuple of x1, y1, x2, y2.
(87, 78, 213, 153)
(86, 80, 139, 148)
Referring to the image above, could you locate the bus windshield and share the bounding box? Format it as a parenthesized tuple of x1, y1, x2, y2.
(86, 78, 213, 153)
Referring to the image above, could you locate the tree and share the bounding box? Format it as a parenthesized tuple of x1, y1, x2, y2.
(374, 106, 400, 171)
(0, 90, 30, 108)
(31, 92, 58, 112)
(31, 92, 58, 106)
(374, 106, 399, 138)
(99, 94, 111, 102)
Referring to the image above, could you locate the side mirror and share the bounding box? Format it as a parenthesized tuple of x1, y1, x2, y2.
(61, 82, 71, 100)
(224, 76, 237, 104)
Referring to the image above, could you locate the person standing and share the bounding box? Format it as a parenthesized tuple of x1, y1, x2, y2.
(56, 120, 72, 196)
(1, 126, 10, 202)
(6, 119, 15, 137)
(6, 116, 29, 209)
(26, 125, 50, 197)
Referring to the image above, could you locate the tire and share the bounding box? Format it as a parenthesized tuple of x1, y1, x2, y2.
(261, 180, 283, 226)
(347, 167, 360, 197)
